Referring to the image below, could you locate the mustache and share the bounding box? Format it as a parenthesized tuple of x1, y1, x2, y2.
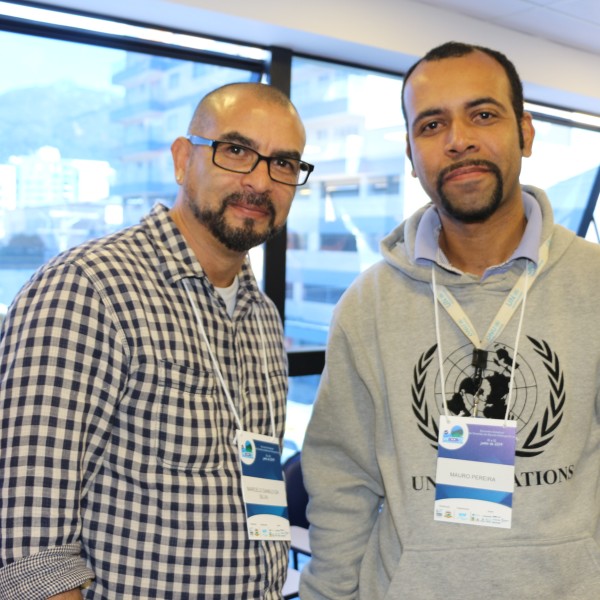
(438, 159, 501, 183)
(223, 192, 275, 217)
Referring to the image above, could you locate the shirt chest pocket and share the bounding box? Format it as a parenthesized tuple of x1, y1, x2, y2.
(155, 360, 223, 473)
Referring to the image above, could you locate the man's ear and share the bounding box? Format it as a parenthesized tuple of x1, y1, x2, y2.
(171, 136, 191, 184)
(520, 112, 535, 158)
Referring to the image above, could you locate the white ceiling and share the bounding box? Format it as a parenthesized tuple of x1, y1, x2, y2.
(413, 0, 600, 55)
(20, 0, 600, 112)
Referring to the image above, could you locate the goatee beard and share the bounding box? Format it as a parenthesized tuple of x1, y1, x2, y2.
(436, 159, 503, 224)
(189, 192, 279, 253)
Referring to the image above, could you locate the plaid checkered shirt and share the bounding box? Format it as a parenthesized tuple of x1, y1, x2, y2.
(0, 204, 290, 599)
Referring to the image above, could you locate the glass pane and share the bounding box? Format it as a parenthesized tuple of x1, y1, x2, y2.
(283, 374, 320, 461)
(0, 29, 263, 313)
(583, 167, 600, 242)
(521, 118, 600, 235)
(288, 57, 423, 349)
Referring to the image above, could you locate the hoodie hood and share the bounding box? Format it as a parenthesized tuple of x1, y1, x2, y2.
(379, 185, 575, 288)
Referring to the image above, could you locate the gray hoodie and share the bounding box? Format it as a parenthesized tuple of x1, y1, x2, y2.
(300, 186, 600, 600)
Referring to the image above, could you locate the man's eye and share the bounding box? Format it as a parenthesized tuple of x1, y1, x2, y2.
(273, 158, 298, 173)
(420, 121, 439, 134)
(475, 111, 497, 122)
(225, 144, 246, 156)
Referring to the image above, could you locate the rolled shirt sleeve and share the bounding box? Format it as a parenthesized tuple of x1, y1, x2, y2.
(0, 545, 94, 600)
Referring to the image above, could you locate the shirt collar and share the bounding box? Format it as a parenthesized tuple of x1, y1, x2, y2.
(414, 191, 542, 278)
(142, 203, 262, 302)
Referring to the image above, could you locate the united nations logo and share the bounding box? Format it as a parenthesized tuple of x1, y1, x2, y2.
(412, 336, 565, 457)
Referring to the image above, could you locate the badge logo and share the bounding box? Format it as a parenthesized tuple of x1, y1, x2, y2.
(440, 422, 469, 450)
(240, 439, 256, 465)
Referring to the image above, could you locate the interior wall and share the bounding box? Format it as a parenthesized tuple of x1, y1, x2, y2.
(29, 0, 600, 114)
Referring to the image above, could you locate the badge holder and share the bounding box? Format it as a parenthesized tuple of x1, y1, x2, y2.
(237, 430, 291, 541)
(430, 252, 543, 529)
(434, 416, 516, 528)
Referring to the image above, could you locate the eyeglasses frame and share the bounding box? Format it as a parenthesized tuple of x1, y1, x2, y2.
(185, 135, 314, 187)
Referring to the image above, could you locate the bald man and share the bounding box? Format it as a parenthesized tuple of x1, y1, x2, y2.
(0, 83, 313, 600)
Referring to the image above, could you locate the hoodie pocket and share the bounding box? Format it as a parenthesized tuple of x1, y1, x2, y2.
(383, 537, 600, 600)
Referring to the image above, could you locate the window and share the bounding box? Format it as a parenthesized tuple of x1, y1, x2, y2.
(522, 105, 600, 240)
(0, 7, 266, 312)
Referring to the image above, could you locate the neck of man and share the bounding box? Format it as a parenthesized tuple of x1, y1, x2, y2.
(438, 201, 527, 278)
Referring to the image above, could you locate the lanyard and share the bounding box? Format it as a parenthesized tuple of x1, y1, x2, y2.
(432, 237, 550, 421)
(182, 278, 276, 441)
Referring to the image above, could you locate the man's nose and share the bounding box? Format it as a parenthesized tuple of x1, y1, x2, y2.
(241, 156, 273, 190)
(445, 120, 478, 156)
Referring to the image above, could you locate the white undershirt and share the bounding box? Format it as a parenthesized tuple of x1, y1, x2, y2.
(214, 276, 240, 317)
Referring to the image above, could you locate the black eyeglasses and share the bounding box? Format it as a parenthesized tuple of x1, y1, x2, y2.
(186, 135, 314, 186)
